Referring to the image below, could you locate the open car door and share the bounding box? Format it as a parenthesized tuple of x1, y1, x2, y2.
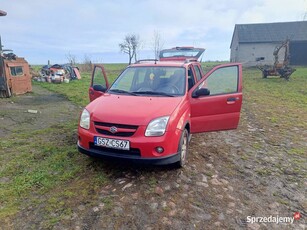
(89, 64, 109, 102)
(189, 63, 243, 133)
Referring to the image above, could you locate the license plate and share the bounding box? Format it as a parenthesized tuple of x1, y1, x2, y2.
(94, 136, 130, 150)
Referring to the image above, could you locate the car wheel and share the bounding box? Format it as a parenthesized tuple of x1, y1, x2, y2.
(176, 129, 189, 168)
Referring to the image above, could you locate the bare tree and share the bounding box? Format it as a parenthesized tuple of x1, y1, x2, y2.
(66, 52, 77, 65)
(152, 30, 164, 59)
(119, 34, 140, 64)
(82, 54, 92, 72)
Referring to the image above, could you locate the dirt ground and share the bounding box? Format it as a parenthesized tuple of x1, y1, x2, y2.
(0, 85, 306, 229)
(0, 85, 80, 137)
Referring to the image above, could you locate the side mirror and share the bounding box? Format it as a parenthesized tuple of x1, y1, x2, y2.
(93, 84, 107, 92)
(192, 88, 210, 98)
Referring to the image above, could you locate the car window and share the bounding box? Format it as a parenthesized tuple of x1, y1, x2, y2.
(112, 68, 135, 91)
(92, 67, 107, 87)
(110, 66, 186, 96)
(188, 66, 195, 90)
(194, 65, 202, 81)
(198, 66, 238, 95)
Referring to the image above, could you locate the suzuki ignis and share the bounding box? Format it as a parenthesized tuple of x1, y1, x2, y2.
(78, 47, 242, 167)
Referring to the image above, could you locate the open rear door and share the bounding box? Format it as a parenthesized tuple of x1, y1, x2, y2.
(189, 63, 243, 133)
(89, 64, 109, 102)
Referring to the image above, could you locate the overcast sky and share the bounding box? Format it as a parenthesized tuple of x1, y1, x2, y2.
(0, 0, 306, 64)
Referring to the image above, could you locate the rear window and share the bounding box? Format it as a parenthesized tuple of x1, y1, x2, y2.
(159, 47, 205, 59)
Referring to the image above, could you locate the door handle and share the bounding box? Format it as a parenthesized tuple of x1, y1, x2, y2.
(227, 97, 239, 102)
(227, 97, 239, 104)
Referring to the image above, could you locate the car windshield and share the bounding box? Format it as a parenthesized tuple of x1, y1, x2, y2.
(109, 66, 186, 96)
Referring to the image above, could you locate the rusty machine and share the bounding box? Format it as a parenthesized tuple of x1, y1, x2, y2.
(257, 39, 296, 80)
(0, 37, 32, 98)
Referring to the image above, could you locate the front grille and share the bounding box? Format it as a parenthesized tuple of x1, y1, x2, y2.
(95, 128, 134, 137)
(94, 121, 138, 137)
(89, 143, 141, 156)
(94, 122, 138, 129)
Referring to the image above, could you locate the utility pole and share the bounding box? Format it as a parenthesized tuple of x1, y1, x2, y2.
(0, 9, 6, 51)
(0, 10, 7, 53)
(0, 10, 8, 54)
(0, 36, 3, 54)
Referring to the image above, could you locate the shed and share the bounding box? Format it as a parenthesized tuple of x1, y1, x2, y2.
(230, 21, 307, 66)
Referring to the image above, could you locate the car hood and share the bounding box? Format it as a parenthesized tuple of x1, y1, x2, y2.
(87, 94, 183, 125)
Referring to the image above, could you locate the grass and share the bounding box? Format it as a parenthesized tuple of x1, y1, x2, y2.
(0, 119, 108, 222)
(1, 62, 306, 227)
(0, 121, 77, 217)
(243, 67, 307, 107)
(242, 66, 307, 149)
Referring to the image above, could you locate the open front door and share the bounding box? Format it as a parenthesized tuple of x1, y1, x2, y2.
(89, 65, 109, 102)
(189, 63, 243, 133)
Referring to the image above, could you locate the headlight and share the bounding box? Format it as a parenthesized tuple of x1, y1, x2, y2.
(145, 116, 169, 137)
(80, 109, 90, 130)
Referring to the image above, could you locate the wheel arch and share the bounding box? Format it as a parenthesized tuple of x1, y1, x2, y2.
(184, 121, 190, 133)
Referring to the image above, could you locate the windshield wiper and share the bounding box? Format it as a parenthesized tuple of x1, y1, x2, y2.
(109, 89, 138, 96)
(132, 91, 175, 97)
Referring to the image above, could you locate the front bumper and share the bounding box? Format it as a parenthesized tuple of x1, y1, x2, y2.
(77, 142, 180, 165)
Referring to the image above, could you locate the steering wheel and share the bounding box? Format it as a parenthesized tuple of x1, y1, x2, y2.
(159, 84, 180, 94)
(136, 87, 153, 92)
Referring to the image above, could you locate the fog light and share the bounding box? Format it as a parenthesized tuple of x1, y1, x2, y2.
(155, 147, 164, 154)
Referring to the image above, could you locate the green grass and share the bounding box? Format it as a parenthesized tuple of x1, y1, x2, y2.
(243, 67, 307, 107)
(242, 67, 307, 130)
(0, 121, 78, 217)
(0, 119, 108, 222)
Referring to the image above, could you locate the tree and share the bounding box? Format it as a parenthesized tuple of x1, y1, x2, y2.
(82, 54, 92, 72)
(119, 34, 140, 64)
(152, 30, 164, 60)
(66, 52, 77, 65)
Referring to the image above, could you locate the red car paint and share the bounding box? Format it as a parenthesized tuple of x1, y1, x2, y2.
(78, 49, 242, 166)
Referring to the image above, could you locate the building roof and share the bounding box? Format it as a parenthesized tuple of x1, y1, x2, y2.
(231, 21, 307, 46)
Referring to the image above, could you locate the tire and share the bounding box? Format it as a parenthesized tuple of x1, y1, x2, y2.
(175, 129, 189, 168)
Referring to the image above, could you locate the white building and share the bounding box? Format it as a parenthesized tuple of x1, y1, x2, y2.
(230, 21, 307, 67)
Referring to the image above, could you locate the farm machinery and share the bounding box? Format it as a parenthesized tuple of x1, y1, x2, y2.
(257, 39, 296, 80)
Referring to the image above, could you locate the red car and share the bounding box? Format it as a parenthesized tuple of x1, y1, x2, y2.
(78, 47, 242, 167)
